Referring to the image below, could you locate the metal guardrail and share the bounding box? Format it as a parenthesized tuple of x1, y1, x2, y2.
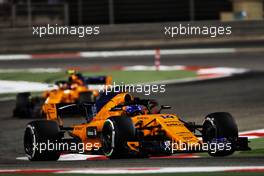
(0, 20, 264, 53)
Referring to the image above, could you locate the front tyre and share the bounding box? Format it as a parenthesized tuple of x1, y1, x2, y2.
(101, 116, 135, 158)
(24, 120, 62, 161)
(202, 112, 238, 157)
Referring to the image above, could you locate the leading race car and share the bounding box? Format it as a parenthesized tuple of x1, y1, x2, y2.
(23, 92, 250, 161)
(13, 71, 112, 118)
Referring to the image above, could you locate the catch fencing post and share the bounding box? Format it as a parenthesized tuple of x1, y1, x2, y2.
(190, 0, 195, 21)
(11, 4, 16, 27)
(78, 0, 83, 25)
(108, 0, 115, 24)
(27, 0, 32, 27)
(64, 3, 69, 26)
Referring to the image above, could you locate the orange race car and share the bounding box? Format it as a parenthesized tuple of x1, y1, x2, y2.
(23, 92, 250, 161)
(13, 71, 112, 118)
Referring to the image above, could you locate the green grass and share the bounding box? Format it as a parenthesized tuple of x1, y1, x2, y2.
(235, 138, 264, 157)
(2, 172, 264, 176)
(85, 70, 197, 84)
(0, 70, 197, 98)
(197, 137, 264, 158)
(0, 93, 16, 98)
(0, 70, 197, 84)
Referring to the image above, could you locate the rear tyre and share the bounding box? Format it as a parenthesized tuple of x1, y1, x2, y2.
(202, 112, 238, 157)
(13, 92, 31, 118)
(101, 116, 135, 158)
(30, 97, 45, 119)
(24, 120, 62, 161)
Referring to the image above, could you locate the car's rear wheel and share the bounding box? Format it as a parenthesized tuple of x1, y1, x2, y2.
(24, 120, 62, 161)
(31, 97, 45, 119)
(202, 112, 238, 157)
(101, 116, 135, 158)
(13, 92, 31, 118)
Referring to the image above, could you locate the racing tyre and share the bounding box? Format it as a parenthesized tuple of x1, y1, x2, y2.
(202, 112, 238, 157)
(101, 116, 135, 158)
(78, 92, 96, 103)
(30, 97, 45, 119)
(24, 120, 62, 161)
(13, 92, 30, 118)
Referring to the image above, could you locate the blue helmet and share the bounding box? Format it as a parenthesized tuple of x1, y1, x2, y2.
(126, 105, 143, 116)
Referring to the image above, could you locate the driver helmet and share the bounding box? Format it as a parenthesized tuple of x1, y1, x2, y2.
(69, 73, 85, 85)
(126, 105, 144, 116)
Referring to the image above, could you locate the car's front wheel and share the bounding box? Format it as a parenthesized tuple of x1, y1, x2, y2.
(101, 116, 135, 158)
(24, 120, 62, 161)
(202, 112, 238, 157)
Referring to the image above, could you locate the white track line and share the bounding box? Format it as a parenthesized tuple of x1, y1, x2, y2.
(0, 80, 50, 94)
(1, 166, 264, 174)
(239, 128, 264, 139)
(0, 54, 31, 60)
(197, 67, 248, 75)
(16, 128, 264, 162)
(17, 154, 104, 161)
(0, 68, 62, 73)
(80, 48, 235, 58)
(123, 65, 185, 71)
(0, 65, 248, 95)
(0, 48, 236, 60)
(59, 166, 264, 174)
(240, 128, 264, 134)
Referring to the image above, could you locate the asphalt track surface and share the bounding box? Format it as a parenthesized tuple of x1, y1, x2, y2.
(0, 50, 264, 169)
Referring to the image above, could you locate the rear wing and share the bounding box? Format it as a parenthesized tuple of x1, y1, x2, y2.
(43, 103, 96, 122)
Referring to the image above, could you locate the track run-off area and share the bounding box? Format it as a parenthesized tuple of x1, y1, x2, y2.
(0, 48, 264, 173)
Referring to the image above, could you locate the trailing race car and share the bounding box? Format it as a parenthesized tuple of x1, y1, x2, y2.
(23, 92, 250, 161)
(13, 71, 112, 118)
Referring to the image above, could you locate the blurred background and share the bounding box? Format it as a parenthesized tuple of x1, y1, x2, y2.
(1, 0, 263, 26)
(0, 0, 264, 53)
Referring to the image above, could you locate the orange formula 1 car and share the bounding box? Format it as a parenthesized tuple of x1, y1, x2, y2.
(23, 92, 250, 161)
(13, 72, 112, 118)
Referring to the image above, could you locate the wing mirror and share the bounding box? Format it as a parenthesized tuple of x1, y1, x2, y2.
(158, 105, 171, 113)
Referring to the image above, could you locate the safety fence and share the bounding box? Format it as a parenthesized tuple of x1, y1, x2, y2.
(0, 0, 232, 28)
(0, 20, 264, 53)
